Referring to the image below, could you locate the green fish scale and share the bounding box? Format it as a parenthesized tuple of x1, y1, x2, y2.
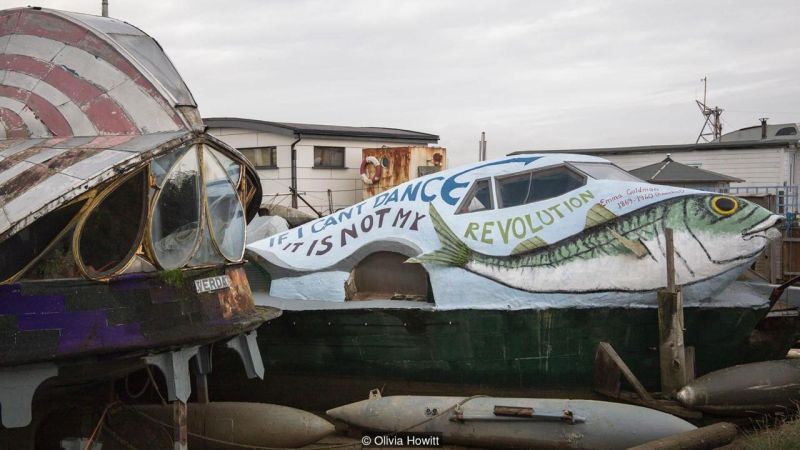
(477, 202, 674, 270)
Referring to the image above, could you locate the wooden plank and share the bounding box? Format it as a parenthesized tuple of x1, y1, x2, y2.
(685, 346, 696, 383)
(173, 400, 187, 450)
(493, 406, 534, 418)
(594, 342, 653, 402)
(658, 289, 687, 395)
(658, 228, 687, 395)
(626, 422, 737, 450)
(665, 228, 676, 293)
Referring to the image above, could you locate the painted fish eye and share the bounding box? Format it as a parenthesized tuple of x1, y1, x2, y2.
(711, 196, 738, 216)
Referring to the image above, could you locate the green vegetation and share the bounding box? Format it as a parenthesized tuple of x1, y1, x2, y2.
(733, 413, 800, 450)
(158, 268, 186, 288)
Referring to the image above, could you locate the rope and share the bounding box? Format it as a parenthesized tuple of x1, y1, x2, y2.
(145, 365, 168, 406)
(124, 370, 151, 399)
(384, 394, 488, 436)
(82, 401, 120, 450)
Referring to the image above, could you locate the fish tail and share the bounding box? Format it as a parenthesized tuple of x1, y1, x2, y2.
(407, 204, 471, 267)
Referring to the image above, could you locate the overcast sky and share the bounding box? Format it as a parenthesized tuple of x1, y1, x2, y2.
(14, 0, 800, 167)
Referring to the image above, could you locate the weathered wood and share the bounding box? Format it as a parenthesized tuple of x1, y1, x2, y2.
(685, 346, 695, 383)
(665, 228, 676, 293)
(659, 228, 687, 395)
(493, 405, 533, 417)
(658, 289, 687, 394)
(625, 422, 737, 450)
(594, 342, 653, 402)
(196, 373, 209, 404)
(595, 389, 702, 420)
(173, 400, 187, 450)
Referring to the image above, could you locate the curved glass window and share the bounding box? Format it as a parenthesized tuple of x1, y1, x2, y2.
(497, 166, 586, 208)
(151, 148, 202, 269)
(0, 201, 84, 281)
(204, 148, 246, 261)
(210, 148, 243, 187)
(151, 147, 189, 187)
(189, 221, 225, 266)
(776, 126, 798, 136)
(456, 179, 493, 214)
(78, 170, 147, 276)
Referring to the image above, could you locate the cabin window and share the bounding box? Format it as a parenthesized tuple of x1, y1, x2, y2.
(150, 148, 202, 269)
(776, 127, 797, 136)
(0, 201, 84, 282)
(204, 147, 246, 261)
(570, 162, 641, 182)
(77, 170, 147, 277)
(457, 179, 494, 214)
(497, 166, 585, 208)
(240, 147, 277, 169)
(314, 146, 345, 168)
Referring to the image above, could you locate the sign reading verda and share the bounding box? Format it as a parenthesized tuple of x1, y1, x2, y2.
(247, 154, 782, 308)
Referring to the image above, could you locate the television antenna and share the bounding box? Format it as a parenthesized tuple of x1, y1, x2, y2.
(695, 77, 723, 143)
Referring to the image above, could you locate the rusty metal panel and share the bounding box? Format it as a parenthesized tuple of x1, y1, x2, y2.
(361, 146, 446, 198)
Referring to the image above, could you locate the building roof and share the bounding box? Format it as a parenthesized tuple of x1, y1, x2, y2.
(204, 117, 439, 143)
(508, 138, 799, 156)
(629, 156, 744, 183)
(717, 123, 798, 142)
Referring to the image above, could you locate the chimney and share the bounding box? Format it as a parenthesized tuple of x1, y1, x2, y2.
(760, 117, 769, 139)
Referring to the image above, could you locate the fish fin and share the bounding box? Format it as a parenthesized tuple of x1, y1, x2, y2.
(407, 204, 471, 267)
(585, 203, 617, 229)
(511, 236, 548, 255)
(609, 228, 648, 258)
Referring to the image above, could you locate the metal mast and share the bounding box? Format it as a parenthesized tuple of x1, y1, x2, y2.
(695, 77, 723, 143)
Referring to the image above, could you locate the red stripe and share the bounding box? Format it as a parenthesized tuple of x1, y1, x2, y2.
(2, 9, 184, 129)
(0, 107, 29, 138)
(0, 85, 72, 136)
(0, 54, 138, 134)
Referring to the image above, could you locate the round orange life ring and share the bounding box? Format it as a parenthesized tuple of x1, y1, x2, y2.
(360, 156, 382, 184)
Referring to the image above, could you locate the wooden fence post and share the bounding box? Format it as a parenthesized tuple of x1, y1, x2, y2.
(658, 228, 687, 395)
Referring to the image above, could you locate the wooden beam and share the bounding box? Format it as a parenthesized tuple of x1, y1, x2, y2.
(594, 342, 653, 402)
(658, 228, 687, 395)
(626, 422, 737, 450)
(173, 400, 187, 450)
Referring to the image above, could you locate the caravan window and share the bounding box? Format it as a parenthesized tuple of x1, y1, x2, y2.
(570, 162, 641, 182)
(497, 166, 585, 208)
(457, 179, 494, 214)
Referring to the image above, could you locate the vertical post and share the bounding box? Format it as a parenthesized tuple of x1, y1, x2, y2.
(665, 228, 676, 294)
(327, 189, 334, 214)
(290, 135, 301, 209)
(478, 132, 487, 162)
(658, 228, 687, 395)
(173, 400, 187, 450)
(101, 0, 108, 17)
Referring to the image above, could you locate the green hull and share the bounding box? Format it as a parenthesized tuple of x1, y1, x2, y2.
(205, 304, 799, 411)
(253, 306, 781, 389)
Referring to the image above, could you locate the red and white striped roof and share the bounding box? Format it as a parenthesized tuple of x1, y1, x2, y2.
(0, 7, 198, 137)
(0, 7, 208, 239)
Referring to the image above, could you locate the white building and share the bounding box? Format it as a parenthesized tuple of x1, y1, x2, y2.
(205, 118, 439, 214)
(513, 123, 800, 188)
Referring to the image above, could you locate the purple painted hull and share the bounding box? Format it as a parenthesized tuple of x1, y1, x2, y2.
(0, 265, 275, 367)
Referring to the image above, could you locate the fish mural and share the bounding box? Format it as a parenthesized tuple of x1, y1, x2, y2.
(410, 195, 779, 293)
(248, 153, 782, 309)
(235, 153, 791, 406)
